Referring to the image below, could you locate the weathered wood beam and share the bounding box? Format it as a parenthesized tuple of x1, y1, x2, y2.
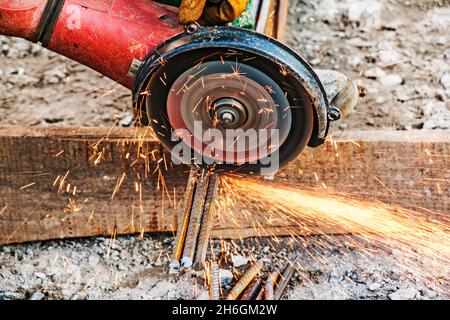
(0, 127, 448, 244)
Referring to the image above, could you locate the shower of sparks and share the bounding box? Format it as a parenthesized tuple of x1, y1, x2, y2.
(0, 204, 7, 216)
(216, 176, 450, 290)
(19, 182, 36, 190)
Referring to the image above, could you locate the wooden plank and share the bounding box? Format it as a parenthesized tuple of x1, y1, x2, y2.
(0, 127, 448, 244)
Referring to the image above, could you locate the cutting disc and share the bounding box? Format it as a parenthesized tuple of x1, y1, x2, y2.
(166, 61, 292, 164)
(133, 27, 325, 174)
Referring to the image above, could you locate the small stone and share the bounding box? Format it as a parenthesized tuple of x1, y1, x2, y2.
(88, 255, 100, 267)
(196, 291, 210, 300)
(118, 262, 128, 271)
(259, 257, 272, 265)
(310, 58, 321, 66)
(219, 269, 233, 286)
(29, 291, 45, 300)
(364, 67, 386, 79)
(11, 67, 25, 76)
(43, 67, 66, 85)
(0, 292, 26, 300)
(348, 55, 362, 68)
(35, 272, 47, 279)
(231, 255, 249, 268)
(420, 288, 437, 299)
(440, 72, 450, 90)
(154, 258, 163, 267)
(347, 37, 375, 48)
(169, 261, 181, 273)
(119, 114, 134, 127)
(347, 0, 382, 30)
(368, 282, 382, 291)
(1, 246, 11, 254)
(383, 74, 403, 87)
(389, 287, 420, 300)
(379, 50, 403, 65)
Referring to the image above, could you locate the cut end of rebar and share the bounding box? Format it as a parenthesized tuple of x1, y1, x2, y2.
(181, 257, 193, 268)
(192, 262, 204, 271)
(169, 261, 181, 273)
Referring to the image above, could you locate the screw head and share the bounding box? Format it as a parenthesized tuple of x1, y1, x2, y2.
(185, 23, 200, 34)
(328, 107, 341, 121)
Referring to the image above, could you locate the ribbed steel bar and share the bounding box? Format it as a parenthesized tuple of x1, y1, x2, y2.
(209, 261, 221, 300)
(274, 260, 296, 300)
(169, 168, 199, 271)
(193, 172, 219, 270)
(227, 261, 263, 300)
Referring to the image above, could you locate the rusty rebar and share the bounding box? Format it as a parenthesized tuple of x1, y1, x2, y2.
(255, 270, 280, 300)
(239, 277, 263, 300)
(263, 280, 274, 300)
(209, 261, 220, 300)
(263, 270, 279, 300)
(171, 166, 219, 271)
(227, 261, 263, 300)
(170, 168, 198, 271)
(273, 260, 296, 300)
(181, 168, 215, 269)
(193, 172, 218, 270)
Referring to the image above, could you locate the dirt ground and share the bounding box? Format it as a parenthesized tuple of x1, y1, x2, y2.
(1, 0, 449, 300)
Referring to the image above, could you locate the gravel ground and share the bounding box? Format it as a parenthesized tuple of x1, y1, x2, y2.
(1, 235, 448, 300)
(1, 0, 449, 300)
(287, 0, 450, 131)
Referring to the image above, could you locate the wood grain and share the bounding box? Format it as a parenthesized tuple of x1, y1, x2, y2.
(0, 126, 448, 244)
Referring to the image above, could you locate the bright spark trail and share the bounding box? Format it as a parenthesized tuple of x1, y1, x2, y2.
(216, 176, 450, 292)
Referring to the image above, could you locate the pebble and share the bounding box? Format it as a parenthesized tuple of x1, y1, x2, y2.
(380, 50, 404, 66)
(44, 67, 67, 85)
(0, 292, 26, 300)
(310, 58, 321, 66)
(1, 246, 11, 254)
(346, 37, 376, 48)
(232, 255, 249, 268)
(347, 0, 382, 29)
(368, 282, 382, 291)
(364, 67, 386, 79)
(440, 72, 450, 90)
(29, 291, 45, 300)
(35, 272, 47, 279)
(88, 255, 100, 267)
(389, 287, 420, 300)
(119, 114, 134, 127)
(382, 74, 403, 87)
(219, 269, 233, 287)
(259, 257, 272, 264)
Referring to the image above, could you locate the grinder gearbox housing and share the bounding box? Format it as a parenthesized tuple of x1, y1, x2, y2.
(133, 27, 333, 174)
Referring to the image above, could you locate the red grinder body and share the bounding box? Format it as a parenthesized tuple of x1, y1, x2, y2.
(0, 0, 184, 88)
